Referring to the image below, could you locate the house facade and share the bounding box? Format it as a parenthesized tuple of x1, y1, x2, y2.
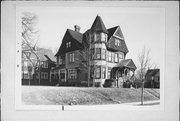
(22, 48, 56, 85)
(51, 15, 136, 87)
(145, 69, 160, 88)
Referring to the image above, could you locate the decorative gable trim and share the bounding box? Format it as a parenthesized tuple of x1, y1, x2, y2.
(113, 26, 124, 40)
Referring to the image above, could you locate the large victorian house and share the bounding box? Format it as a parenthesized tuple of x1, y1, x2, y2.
(51, 15, 136, 87)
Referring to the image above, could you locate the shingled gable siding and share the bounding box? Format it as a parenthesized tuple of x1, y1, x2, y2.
(66, 50, 82, 69)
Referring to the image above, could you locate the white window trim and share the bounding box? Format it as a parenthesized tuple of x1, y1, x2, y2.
(68, 69, 77, 79)
(41, 72, 48, 79)
(69, 52, 75, 63)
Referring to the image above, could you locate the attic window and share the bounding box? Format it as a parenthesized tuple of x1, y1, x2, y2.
(66, 42, 71, 48)
(115, 38, 120, 46)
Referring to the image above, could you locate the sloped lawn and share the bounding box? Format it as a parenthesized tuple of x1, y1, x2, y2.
(22, 86, 159, 105)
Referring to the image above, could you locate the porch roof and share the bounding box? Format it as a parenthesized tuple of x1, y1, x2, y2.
(113, 59, 137, 71)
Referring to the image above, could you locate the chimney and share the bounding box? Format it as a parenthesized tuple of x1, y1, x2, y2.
(74, 25, 80, 32)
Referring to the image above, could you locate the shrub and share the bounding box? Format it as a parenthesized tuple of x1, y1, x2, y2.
(103, 79, 116, 88)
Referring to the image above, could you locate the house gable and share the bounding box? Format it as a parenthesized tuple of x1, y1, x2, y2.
(55, 29, 83, 56)
(113, 26, 124, 40)
(106, 26, 128, 54)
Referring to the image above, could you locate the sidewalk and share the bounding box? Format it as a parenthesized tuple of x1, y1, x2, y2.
(122, 100, 160, 106)
(64, 100, 161, 111)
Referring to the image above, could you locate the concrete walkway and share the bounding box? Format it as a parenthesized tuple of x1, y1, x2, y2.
(64, 100, 161, 111)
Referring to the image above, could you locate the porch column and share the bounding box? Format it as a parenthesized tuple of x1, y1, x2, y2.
(50, 71, 51, 83)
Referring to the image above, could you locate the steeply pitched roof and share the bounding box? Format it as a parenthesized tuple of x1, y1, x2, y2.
(67, 29, 83, 44)
(146, 69, 160, 76)
(107, 26, 119, 40)
(90, 15, 108, 34)
(30, 48, 56, 62)
(114, 59, 137, 71)
(106, 26, 128, 53)
(55, 29, 83, 56)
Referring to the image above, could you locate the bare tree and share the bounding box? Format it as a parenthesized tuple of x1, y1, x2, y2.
(137, 46, 151, 104)
(21, 12, 40, 85)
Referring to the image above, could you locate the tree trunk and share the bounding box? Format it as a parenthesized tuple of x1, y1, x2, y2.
(141, 81, 144, 105)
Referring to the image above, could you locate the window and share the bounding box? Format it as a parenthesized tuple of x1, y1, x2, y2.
(115, 38, 120, 46)
(41, 72, 48, 79)
(42, 62, 48, 68)
(95, 66, 101, 79)
(101, 49, 106, 60)
(36, 73, 40, 79)
(107, 67, 111, 79)
(96, 33, 101, 41)
(119, 53, 123, 62)
(90, 48, 95, 60)
(102, 67, 106, 79)
(111, 52, 114, 62)
(96, 48, 101, 59)
(23, 73, 29, 79)
(90, 66, 94, 79)
(115, 53, 118, 62)
(69, 53, 74, 63)
(59, 57, 62, 65)
(68, 69, 77, 79)
(108, 52, 112, 62)
(66, 42, 71, 48)
(101, 33, 106, 42)
(91, 34, 95, 43)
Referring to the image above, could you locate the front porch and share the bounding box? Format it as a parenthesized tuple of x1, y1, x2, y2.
(111, 59, 137, 88)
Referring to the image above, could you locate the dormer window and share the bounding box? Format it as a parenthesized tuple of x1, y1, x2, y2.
(115, 38, 120, 46)
(66, 42, 71, 48)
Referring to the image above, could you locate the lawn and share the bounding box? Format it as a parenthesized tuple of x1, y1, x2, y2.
(22, 86, 160, 105)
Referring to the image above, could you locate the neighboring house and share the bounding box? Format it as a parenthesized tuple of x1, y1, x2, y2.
(145, 69, 160, 88)
(22, 47, 56, 85)
(52, 15, 137, 87)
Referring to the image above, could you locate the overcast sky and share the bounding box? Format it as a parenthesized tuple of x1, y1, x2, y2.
(19, 6, 164, 68)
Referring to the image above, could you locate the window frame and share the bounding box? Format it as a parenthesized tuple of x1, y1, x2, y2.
(96, 48, 101, 59)
(68, 69, 77, 79)
(101, 66, 106, 79)
(114, 53, 118, 63)
(42, 61, 48, 68)
(41, 72, 48, 79)
(69, 52, 75, 63)
(95, 66, 101, 79)
(107, 67, 111, 79)
(101, 33, 106, 42)
(101, 49, 106, 60)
